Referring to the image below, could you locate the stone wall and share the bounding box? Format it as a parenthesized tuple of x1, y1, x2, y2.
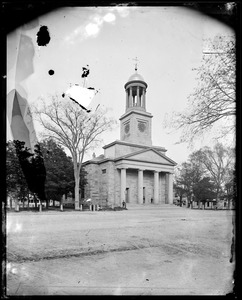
(84, 161, 119, 207)
(84, 164, 100, 203)
(105, 161, 116, 206)
(104, 145, 115, 158)
(115, 144, 143, 158)
(99, 163, 108, 206)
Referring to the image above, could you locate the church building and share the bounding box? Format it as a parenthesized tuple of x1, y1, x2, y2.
(83, 68, 176, 207)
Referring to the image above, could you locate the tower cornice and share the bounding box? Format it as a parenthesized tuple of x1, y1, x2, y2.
(124, 80, 148, 89)
(119, 109, 153, 121)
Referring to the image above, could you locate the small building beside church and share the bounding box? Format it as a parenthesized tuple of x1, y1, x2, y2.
(83, 69, 177, 207)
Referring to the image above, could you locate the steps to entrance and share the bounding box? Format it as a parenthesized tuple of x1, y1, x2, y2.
(126, 203, 177, 210)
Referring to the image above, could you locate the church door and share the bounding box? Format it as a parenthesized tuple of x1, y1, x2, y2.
(125, 188, 129, 203)
(143, 187, 146, 204)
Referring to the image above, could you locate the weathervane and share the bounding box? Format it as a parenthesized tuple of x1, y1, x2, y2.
(132, 57, 139, 72)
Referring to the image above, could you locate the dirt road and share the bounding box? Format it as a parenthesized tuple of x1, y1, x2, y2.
(5, 205, 235, 295)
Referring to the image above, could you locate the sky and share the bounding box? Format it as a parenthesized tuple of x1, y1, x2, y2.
(7, 6, 235, 164)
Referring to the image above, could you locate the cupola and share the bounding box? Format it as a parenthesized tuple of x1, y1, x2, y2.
(124, 69, 148, 112)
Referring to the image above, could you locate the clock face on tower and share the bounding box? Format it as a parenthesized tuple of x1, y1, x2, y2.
(138, 121, 146, 132)
(124, 123, 130, 134)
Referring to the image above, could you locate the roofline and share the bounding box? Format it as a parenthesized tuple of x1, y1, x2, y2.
(83, 156, 176, 167)
(114, 147, 177, 165)
(103, 140, 167, 152)
(82, 157, 114, 166)
(114, 158, 176, 167)
(83, 146, 176, 167)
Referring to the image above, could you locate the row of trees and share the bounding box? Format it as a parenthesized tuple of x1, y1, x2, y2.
(6, 139, 86, 209)
(174, 143, 235, 207)
(7, 93, 116, 210)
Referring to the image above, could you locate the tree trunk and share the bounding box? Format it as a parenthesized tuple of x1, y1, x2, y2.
(34, 195, 37, 209)
(216, 187, 220, 208)
(202, 201, 205, 210)
(46, 199, 49, 210)
(228, 199, 231, 210)
(60, 195, 64, 211)
(74, 168, 80, 210)
(39, 199, 42, 212)
(15, 198, 19, 212)
(190, 200, 193, 209)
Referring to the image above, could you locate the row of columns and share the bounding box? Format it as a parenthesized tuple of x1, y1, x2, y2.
(120, 168, 173, 205)
(126, 86, 146, 109)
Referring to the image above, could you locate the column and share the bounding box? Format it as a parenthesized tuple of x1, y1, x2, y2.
(129, 87, 132, 107)
(167, 173, 173, 204)
(138, 169, 143, 204)
(140, 88, 143, 107)
(154, 171, 159, 204)
(137, 86, 140, 106)
(120, 168, 126, 206)
(143, 89, 146, 109)
(126, 89, 128, 109)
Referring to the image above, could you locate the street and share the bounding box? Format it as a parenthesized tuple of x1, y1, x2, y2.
(5, 204, 234, 295)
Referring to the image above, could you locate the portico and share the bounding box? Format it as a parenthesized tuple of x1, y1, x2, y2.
(118, 168, 174, 206)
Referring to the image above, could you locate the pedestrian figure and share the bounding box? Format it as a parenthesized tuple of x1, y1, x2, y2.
(122, 201, 126, 209)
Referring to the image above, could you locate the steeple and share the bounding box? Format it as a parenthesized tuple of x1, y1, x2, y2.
(120, 65, 153, 146)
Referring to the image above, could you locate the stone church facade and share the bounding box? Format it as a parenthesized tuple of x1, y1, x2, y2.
(83, 70, 176, 207)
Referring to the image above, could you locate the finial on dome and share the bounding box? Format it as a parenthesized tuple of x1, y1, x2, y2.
(133, 56, 139, 72)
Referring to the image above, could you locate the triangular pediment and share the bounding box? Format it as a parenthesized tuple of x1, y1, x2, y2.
(116, 148, 176, 166)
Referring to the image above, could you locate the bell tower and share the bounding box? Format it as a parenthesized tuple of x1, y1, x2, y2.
(120, 65, 153, 146)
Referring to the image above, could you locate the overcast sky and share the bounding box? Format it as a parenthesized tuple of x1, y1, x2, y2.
(7, 6, 235, 164)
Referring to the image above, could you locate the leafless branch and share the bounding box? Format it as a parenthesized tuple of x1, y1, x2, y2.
(164, 37, 236, 144)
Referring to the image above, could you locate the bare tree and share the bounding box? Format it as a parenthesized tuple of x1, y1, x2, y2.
(33, 94, 116, 210)
(165, 36, 235, 143)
